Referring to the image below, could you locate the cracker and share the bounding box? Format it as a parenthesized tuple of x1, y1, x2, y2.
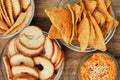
(0, 0, 12, 26)
(20, 0, 30, 10)
(45, 8, 73, 44)
(0, 19, 8, 30)
(78, 12, 90, 51)
(48, 25, 62, 39)
(4, 0, 14, 25)
(9, 6, 32, 34)
(11, 0, 21, 19)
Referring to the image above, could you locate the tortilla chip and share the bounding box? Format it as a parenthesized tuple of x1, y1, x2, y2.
(0, 6, 3, 20)
(0, 28, 6, 34)
(82, 0, 97, 13)
(48, 25, 62, 39)
(96, 0, 113, 21)
(4, 0, 14, 25)
(0, 19, 8, 30)
(77, 12, 90, 51)
(89, 14, 106, 51)
(67, 4, 75, 42)
(104, 0, 111, 9)
(9, 6, 32, 34)
(0, 0, 12, 26)
(93, 10, 105, 27)
(108, 6, 113, 16)
(45, 8, 73, 44)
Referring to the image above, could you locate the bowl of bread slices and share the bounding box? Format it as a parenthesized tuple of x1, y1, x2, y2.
(0, 0, 35, 38)
(1, 26, 64, 80)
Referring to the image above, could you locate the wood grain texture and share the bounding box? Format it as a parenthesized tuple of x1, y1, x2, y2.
(0, 0, 120, 80)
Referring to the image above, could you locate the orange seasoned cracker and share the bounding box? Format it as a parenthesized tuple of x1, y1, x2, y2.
(4, 0, 14, 25)
(48, 25, 62, 39)
(78, 12, 90, 51)
(0, 0, 12, 26)
(45, 8, 73, 44)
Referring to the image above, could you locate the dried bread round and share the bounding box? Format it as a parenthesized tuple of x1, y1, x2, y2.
(7, 38, 18, 58)
(12, 73, 38, 80)
(10, 54, 34, 67)
(43, 36, 54, 59)
(12, 65, 39, 78)
(16, 38, 43, 57)
(19, 26, 45, 49)
(33, 57, 54, 80)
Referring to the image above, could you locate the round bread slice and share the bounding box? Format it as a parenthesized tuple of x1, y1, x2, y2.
(10, 54, 34, 67)
(33, 57, 54, 80)
(12, 73, 38, 80)
(12, 65, 39, 78)
(19, 26, 45, 49)
(43, 36, 54, 59)
(51, 41, 60, 64)
(16, 38, 43, 57)
(7, 37, 18, 58)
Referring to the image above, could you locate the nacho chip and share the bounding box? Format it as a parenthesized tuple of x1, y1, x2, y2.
(108, 5, 113, 16)
(78, 12, 89, 51)
(82, 0, 97, 13)
(104, 0, 111, 9)
(67, 4, 75, 42)
(45, 8, 73, 44)
(48, 25, 62, 39)
(0, 0, 12, 26)
(93, 10, 105, 27)
(89, 14, 106, 51)
(0, 28, 5, 34)
(5, 0, 14, 25)
(9, 6, 32, 34)
(0, 5, 3, 20)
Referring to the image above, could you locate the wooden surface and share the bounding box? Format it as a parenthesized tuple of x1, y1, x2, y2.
(0, 0, 120, 80)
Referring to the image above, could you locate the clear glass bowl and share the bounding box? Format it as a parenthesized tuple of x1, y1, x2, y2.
(0, 31, 64, 80)
(0, 0, 35, 39)
(58, 0, 117, 52)
(77, 51, 119, 80)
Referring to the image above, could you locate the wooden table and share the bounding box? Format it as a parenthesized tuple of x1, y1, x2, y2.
(0, 0, 120, 80)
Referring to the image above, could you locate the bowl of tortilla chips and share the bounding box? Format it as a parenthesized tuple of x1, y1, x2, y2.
(0, 0, 35, 39)
(45, 0, 119, 52)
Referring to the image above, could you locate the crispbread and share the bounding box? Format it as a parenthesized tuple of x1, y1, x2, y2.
(12, 65, 39, 78)
(10, 54, 34, 67)
(43, 36, 54, 59)
(19, 26, 45, 49)
(33, 57, 54, 80)
(0, 19, 8, 30)
(4, 0, 14, 25)
(20, 0, 30, 10)
(45, 8, 73, 44)
(16, 37, 44, 57)
(0, 0, 12, 26)
(12, 73, 37, 80)
(2, 56, 13, 80)
(11, 0, 21, 19)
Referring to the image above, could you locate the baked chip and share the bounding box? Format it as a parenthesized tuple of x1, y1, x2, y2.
(48, 25, 62, 39)
(45, 8, 73, 44)
(78, 12, 89, 51)
(89, 14, 106, 51)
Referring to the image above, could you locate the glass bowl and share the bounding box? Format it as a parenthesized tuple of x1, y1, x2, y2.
(0, 31, 64, 80)
(0, 0, 35, 39)
(58, 0, 117, 52)
(77, 51, 119, 80)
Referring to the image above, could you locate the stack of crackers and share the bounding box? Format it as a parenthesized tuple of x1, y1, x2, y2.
(45, 0, 119, 51)
(0, 0, 32, 35)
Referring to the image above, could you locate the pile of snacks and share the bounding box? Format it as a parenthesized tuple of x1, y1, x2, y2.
(45, 0, 119, 51)
(79, 52, 117, 80)
(0, 0, 32, 34)
(3, 26, 64, 80)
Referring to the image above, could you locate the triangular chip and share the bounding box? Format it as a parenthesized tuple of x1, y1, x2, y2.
(104, 0, 111, 9)
(78, 12, 90, 51)
(89, 14, 106, 51)
(0, 19, 8, 30)
(45, 8, 73, 44)
(82, 0, 97, 13)
(48, 25, 62, 39)
(107, 5, 113, 16)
